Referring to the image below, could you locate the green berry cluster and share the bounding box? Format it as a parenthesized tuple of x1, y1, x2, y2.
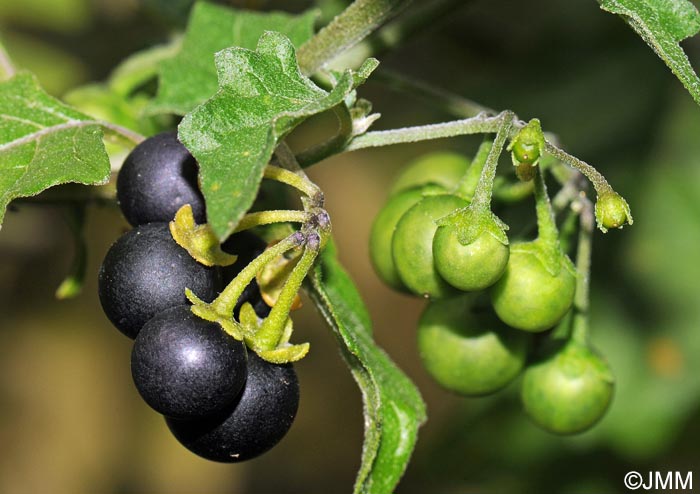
(370, 124, 626, 434)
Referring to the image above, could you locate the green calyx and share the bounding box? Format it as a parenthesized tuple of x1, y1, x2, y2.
(595, 191, 633, 232)
(170, 204, 238, 267)
(508, 118, 545, 181)
(436, 206, 508, 247)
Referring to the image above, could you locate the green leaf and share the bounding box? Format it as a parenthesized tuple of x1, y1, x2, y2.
(598, 0, 700, 106)
(178, 31, 376, 240)
(0, 72, 110, 227)
(150, 2, 317, 115)
(306, 241, 426, 494)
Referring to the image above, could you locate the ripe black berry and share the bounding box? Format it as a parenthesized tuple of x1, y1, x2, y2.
(166, 352, 299, 462)
(131, 305, 248, 419)
(117, 131, 206, 226)
(98, 222, 219, 338)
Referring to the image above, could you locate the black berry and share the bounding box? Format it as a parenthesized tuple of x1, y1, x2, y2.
(98, 222, 219, 338)
(166, 352, 299, 462)
(131, 305, 248, 419)
(117, 131, 206, 226)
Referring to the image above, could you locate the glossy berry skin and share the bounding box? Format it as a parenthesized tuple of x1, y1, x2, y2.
(418, 296, 528, 396)
(369, 185, 443, 291)
(392, 194, 468, 298)
(117, 131, 205, 226)
(433, 225, 509, 291)
(521, 341, 614, 435)
(166, 352, 299, 462)
(390, 152, 470, 195)
(131, 305, 248, 419)
(98, 222, 219, 338)
(490, 241, 576, 332)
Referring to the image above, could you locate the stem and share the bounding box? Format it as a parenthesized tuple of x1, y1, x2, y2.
(297, 0, 414, 75)
(55, 205, 87, 299)
(233, 210, 310, 233)
(0, 39, 16, 81)
(544, 140, 612, 198)
(296, 104, 354, 167)
(254, 238, 320, 350)
(454, 139, 492, 200)
(533, 166, 559, 249)
(100, 121, 145, 147)
(571, 198, 594, 344)
(331, 0, 470, 69)
(263, 165, 321, 198)
(211, 232, 305, 317)
(345, 113, 504, 151)
(469, 112, 513, 210)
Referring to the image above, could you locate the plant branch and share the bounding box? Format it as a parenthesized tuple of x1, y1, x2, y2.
(331, 0, 471, 70)
(571, 198, 594, 344)
(345, 113, 504, 151)
(233, 210, 310, 233)
(297, 0, 414, 75)
(544, 141, 612, 197)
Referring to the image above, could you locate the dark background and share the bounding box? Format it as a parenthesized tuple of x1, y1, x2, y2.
(1, 1, 699, 493)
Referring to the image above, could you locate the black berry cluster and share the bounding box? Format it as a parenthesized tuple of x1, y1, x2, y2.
(98, 131, 299, 462)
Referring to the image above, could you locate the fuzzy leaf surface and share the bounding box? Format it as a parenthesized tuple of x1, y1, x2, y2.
(598, 0, 700, 105)
(178, 32, 375, 239)
(151, 2, 317, 115)
(0, 73, 110, 227)
(307, 242, 426, 494)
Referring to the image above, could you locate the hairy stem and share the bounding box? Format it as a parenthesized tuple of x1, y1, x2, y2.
(544, 141, 612, 197)
(263, 164, 321, 198)
(211, 232, 305, 317)
(233, 210, 310, 233)
(254, 239, 320, 350)
(469, 112, 513, 210)
(296, 104, 354, 167)
(533, 166, 560, 250)
(332, 0, 471, 69)
(297, 0, 414, 75)
(572, 198, 594, 344)
(345, 113, 504, 151)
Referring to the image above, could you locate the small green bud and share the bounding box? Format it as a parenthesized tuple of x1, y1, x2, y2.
(508, 119, 545, 175)
(595, 191, 633, 232)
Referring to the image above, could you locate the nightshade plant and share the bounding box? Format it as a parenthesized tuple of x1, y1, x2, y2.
(1, 0, 699, 492)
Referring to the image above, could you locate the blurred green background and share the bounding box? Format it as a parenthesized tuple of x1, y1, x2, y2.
(1, 0, 700, 493)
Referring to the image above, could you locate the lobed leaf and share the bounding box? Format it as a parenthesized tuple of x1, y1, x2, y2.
(0, 73, 110, 228)
(178, 32, 376, 240)
(306, 241, 426, 494)
(598, 0, 700, 106)
(150, 2, 317, 115)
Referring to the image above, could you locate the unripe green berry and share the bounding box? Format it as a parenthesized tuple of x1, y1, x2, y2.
(433, 226, 509, 292)
(392, 194, 468, 298)
(418, 296, 528, 396)
(370, 185, 443, 291)
(595, 191, 632, 232)
(390, 152, 470, 195)
(490, 241, 576, 332)
(521, 341, 614, 435)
